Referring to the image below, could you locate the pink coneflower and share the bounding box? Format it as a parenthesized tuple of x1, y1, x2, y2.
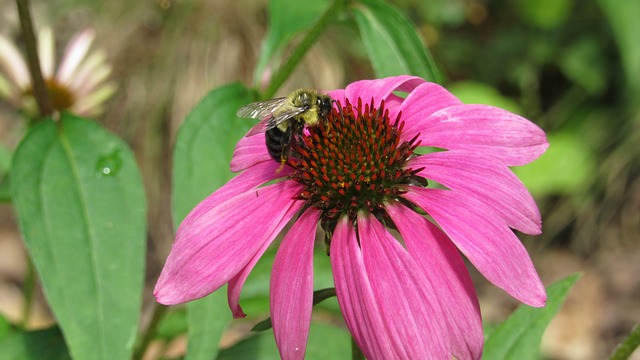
(155, 76, 548, 359)
(0, 27, 115, 117)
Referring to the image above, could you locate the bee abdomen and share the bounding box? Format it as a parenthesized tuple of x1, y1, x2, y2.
(265, 127, 287, 162)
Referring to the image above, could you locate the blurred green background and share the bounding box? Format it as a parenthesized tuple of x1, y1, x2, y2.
(0, 0, 638, 359)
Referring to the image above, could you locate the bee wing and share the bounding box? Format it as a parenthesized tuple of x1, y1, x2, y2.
(236, 97, 287, 120)
(239, 98, 307, 136)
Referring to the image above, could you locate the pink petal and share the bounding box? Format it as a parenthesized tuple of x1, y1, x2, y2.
(403, 188, 546, 307)
(405, 104, 548, 166)
(327, 89, 345, 107)
(271, 209, 320, 360)
(397, 82, 463, 137)
(57, 29, 95, 84)
(180, 161, 290, 232)
(408, 150, 541, 234)
(331, 217, 395, 359)
(230, 133, 272, 172)
(154, 180, 304, 305)
(386, 203, 483, 360)
(226, 201, 302, 318)
(344, 75, 426, 109)
(357, 213, 450, 359)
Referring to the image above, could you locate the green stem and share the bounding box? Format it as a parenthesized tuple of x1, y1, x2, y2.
(351, 336, 365, 360)
(262, 0, 346, 100)
(15, 0, 54, 118)
(610, 323, 640, 360)
(19, 257, 36, 328)
(132, 303, 168, 360)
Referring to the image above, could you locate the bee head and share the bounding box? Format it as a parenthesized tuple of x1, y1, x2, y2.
(317, 95, 332, 119)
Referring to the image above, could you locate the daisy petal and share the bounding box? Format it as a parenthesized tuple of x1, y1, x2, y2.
(0, 34, 30, 89)
(331, 217, 394, 359)
(231, 133, 272, 172)
(358, 213, 450, 359)
(408, 104, 548, 166)
(271, 209, 320, 360)
(387, 203, 483, 360)
(154, 180, 304, 305)
(57, 29, 95, 84)
(37, 27, 55, 79)
(403, 188, 547, 307)
(409, 150, 541, 234)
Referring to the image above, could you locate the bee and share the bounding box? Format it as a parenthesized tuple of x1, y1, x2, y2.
(236, 89, 333, 168)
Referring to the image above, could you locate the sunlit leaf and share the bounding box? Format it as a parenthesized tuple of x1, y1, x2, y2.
(172, 83, 254, 360)
(11, 115, 146, 360)
(483, 273, 581, 359)
(515, 0, 574, 29)
(352, 0, 442, 83)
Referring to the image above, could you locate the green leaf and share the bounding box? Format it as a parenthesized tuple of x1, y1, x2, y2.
(352, 0, 442, 83)
(483, 273, 582, 359)
(217, 322, 350, 360)
(254, 0, 330, 85)
(172, 83, 254, 360)
(0, 326, 71, 360)
(11, 115, 146, 360)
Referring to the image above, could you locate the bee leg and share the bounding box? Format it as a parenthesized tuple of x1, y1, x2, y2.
(276, 127, 293, 173)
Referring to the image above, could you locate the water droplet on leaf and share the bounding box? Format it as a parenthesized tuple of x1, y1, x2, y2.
(95, 150, 123, 178)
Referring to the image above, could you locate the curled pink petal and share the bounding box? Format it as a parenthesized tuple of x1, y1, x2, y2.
(271, 209, 320, 360)
(344, 75, 425, 109)
(0, 35, 30, 89)
(403, 188, 546, 307)
(397, 82, 463, 137)
(409, 150, 541, 234)
(154, 180, 304, 305)
(406, 104, 548, 166)
(387, 203, 483, 360)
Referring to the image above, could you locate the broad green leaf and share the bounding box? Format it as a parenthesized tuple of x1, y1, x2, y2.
(11, 115, 146, 360)
(0, 326, 70, 360)
(217, 322, 350, 360)
(172, 83, 254, 360)
(353, 0, 442, 83)
(254, 0, 330, 86)
(483, 273, 581, 360)
(0, 314, 9, 340)
(513, 132, 595, 197)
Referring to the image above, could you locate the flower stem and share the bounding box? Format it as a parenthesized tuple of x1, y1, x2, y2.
(609, 323, 640, 360)
(132, 303, 168, 360)
(15, 0, 54, 118)
(261, 0, 346, 100)
(351, 336, 365, 360)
